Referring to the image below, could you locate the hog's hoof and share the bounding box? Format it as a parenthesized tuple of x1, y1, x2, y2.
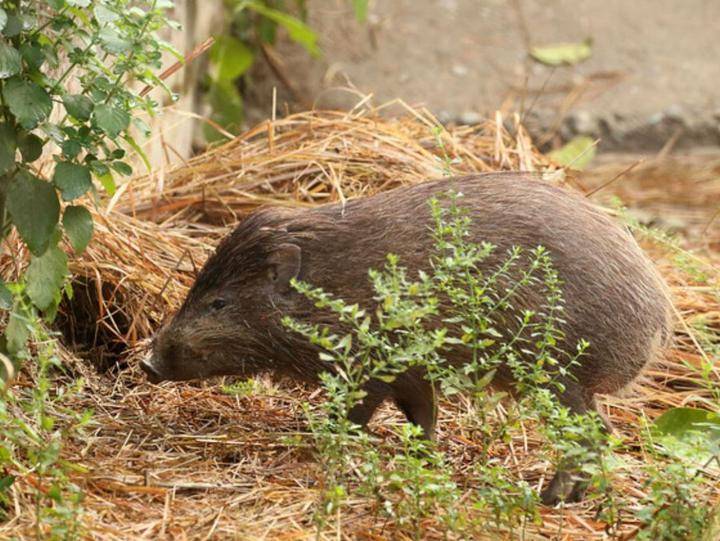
(541, 470, 587, 506)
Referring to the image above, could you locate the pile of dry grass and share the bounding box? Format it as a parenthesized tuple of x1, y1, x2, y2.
(112, 105, 546, 224)
(1, 103, 719, 540)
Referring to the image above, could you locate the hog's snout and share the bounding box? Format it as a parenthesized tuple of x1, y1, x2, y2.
(140, 355, 164, 383)
(143, 326, 211, 383)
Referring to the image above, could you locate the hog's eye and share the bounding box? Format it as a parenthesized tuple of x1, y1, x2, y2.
(210, 298, 227, 311)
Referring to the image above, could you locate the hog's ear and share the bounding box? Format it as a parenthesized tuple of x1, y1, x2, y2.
(267, 243, 301, 291)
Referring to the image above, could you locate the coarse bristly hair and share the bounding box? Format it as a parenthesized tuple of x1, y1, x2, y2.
(161, 171, 673, 384)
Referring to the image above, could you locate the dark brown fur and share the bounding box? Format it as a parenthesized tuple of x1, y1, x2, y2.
(143, 172, 673, 503)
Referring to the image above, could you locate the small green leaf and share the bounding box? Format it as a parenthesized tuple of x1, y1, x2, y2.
(93, 103, 129, 138)
(6, 171, 59, 255)
(0, 40, 21, 79)
(530, 38, 592, 66)
(210, 35, 254, 82)
(98, 26, 131, 54)
(110, 160, 132, 176)
(63, 205, 93, 254)
(246, 2, 320, 57)
(27, 245, 68, 310)
(96, 169, 115, 195)
(352, 0, 368, 22)
(0, 475, 14, 491)
(63, 94, 93, 121)
(548, 136, 596, 170)
(19, 42, 45, 71)
(6, 310, 28, 355)
(2, 77, 52, 129)
(18, 132, 43, 163)
(94, 4, 119, 24)
(53, 161, 92, 201)
(157, 38, 182, 61)
(475, 369, 497, 390)
(0, 8, 7, 33)
(132, 117, 151, 137)
(654, 407, 720, 441)
(123, 134, 151, 171)
(61, 139, 82, 160)
(2, 14, 21, 38)
(47, 484, 62, 502)
(42, 122, 64, 144)
(0, 279, 11, 309)
(0, 123, 16, 174)
(89, 160, 109, 176)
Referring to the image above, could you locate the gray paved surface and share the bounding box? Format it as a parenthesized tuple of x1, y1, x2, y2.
(245, 0, 720, 151)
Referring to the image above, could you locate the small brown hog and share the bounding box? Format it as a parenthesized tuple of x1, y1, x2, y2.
(142, 172, 672, 504)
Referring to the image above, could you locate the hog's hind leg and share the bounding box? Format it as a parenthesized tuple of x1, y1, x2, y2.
(541, 386, 611, 505)
(347, 380, 391, 429)
(394, 376, 437, 441)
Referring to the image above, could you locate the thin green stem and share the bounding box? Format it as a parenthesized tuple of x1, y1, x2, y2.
(49, 36, 98, 98)
(104, 0, 158, 105)
(28, 5, 69, 39)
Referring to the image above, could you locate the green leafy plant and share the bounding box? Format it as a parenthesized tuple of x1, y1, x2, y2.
(283, 257, 448, 533)
(0, 0, 177, 356)
(636, 430, 716, 541)
(609, 197, 720, 538)
(383, 424, 461, 540)
(281, 190, 720, 538)
(205, 0, 319, 140)
(0, 283, 92, 538)
(283, 193, 615, 537)
(205, 0, 368, 140)
(0, 1, 178, 536)
(429, 193, 614, 527)
(645, 402, 720, 540)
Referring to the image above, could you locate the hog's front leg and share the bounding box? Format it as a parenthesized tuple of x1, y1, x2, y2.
(393, 373, 437, 440)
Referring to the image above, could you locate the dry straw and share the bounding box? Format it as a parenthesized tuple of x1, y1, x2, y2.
(1, 103, 719, 539)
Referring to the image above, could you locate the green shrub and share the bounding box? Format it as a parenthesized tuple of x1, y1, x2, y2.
(284, 192, 612, 537)
(0, 284, 92, 538)
(0, 0, 177, 358)
(636, 432, 715, 541)
(0, 1, 177, 536)
(205, 0, 368, 140)
(284, 190, 720, 538)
